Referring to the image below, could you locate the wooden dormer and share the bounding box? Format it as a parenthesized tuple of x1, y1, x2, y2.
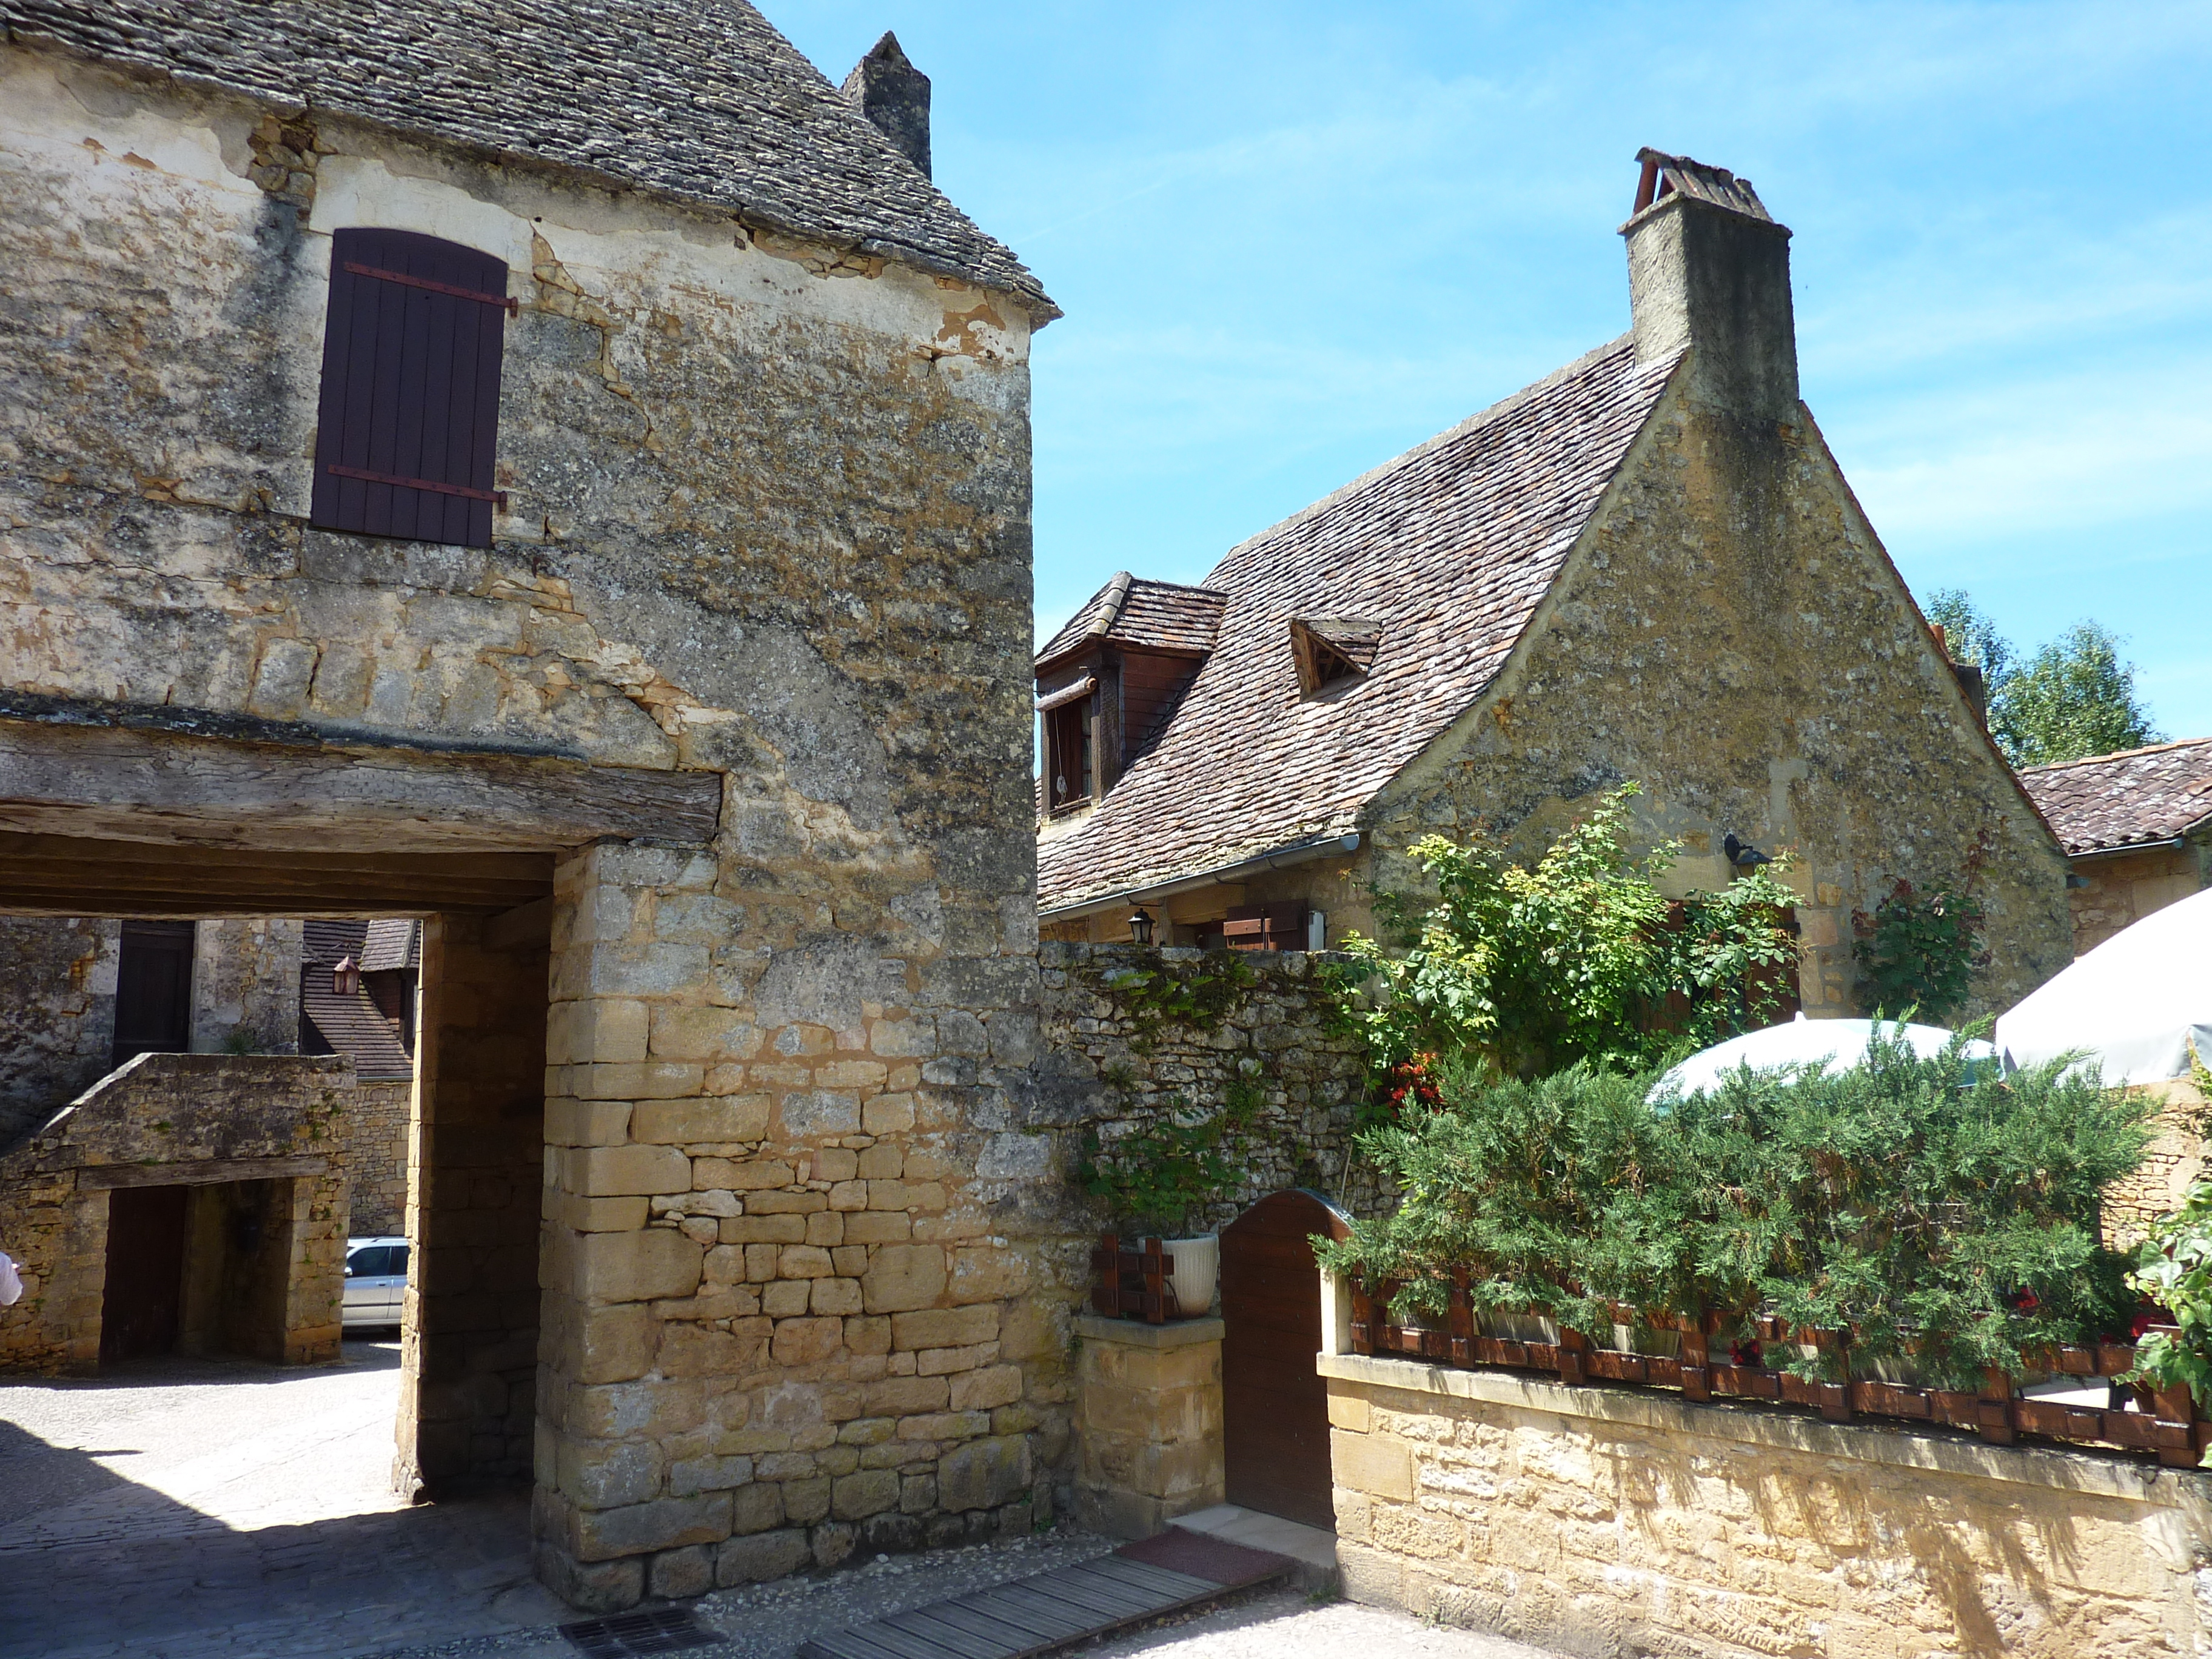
(1034, 574, 1227, 817)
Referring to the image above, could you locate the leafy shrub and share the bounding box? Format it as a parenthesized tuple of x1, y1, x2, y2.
(1315, 1030, 2150, 1388)
(1852, 878, 1987, 1022)
(2123, 1183, 2212, 1424)
(1328, 784, 1800, 1084)
(1077, 1071, 1262, 1237)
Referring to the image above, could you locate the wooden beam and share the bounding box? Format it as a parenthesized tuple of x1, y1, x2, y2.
(0, 833, 553, 916)
(0, 715, 722, 853)
(78, 1155, 333, 1188)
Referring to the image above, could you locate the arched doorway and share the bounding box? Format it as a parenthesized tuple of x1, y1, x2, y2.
(1219, 1188, 1350, 1528)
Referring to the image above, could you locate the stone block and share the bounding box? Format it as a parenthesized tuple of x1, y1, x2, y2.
(572, 1495, 732, 1562)
(657, 1324, 747, 1378)
(812, 1278, 864, 1316)
(694, 1158, 796, 1191)
(749, 1190, 828, 1214)
(571, 1062, 706, 1102)
(772, 1316, 844, 1365)
(560, 1436, 665, 1509)
(782, 1478, 832, 1525)
(547, 1193, 652, 1233)
(649, 1544, 714, 1599)
(812, 1520, 858, 1570)
(545, 1098, 634, 1147)
(805, 1211, 845, 1247)
(831, 1469, 902, 1521)
(782, 1091, 860, 1138)
(716, 1529, 810, 1586)
(651, 1005, 760, 1062)
(950, 1246, 1029, 1303)
(845, 1316, 893, 1356)
(950, 1365, 1024, 1412)
(730, 1481, 785, 1535)
(891, 1306, 998, 1350)
(566, 1145, 694, 1198)
(552, 999, 649, 1066)
(866, 1375, 950, 1416)
(862, 1244, 946, 1313)
(937, 1435, 1031, 1513)
(862, 1094, 915, 1133)
(632, 1096, 771, 1144)
(761, 1281, 811, 1318)
(777, 1245, 834, 1279)
(569, 1228, 704, 1304)
(843, 1212, 912, 1244)
(720, 1215, 806, 1244)
(1331, 1429, 1412, 1500)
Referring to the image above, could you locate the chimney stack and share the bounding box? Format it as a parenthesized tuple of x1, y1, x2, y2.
(842, 32, 931, 179)
(1621, 149, 1798, 420)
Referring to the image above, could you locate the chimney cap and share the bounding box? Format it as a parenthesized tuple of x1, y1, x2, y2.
(1629, 147, 1780, 228)
(841, 30, 933, 179)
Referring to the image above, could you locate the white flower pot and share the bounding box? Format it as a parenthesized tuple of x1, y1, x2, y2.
(1164, 1235, 1219, 1318)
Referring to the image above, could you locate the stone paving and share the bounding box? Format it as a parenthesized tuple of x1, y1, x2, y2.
(0, 1341, 1564, 1659)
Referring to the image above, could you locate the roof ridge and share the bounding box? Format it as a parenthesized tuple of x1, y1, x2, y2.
(2018, 734, 2212, 774)
(1127, 577, 1231, 599)
(1204, 335, 1666, 586)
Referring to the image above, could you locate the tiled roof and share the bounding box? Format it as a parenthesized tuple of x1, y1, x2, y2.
(1037, 575, 1229, 670)
(4, 0, 1053, 315)
(1037, 338, 1678, 910)
(301, 979, 414, 1079)
(2017, 737, 2212, 855)
(303, 918, 369, 967)
(358, 919, 420, 974)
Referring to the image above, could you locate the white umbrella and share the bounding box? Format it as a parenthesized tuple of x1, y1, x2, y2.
(1650, 1013, 1994, 1102)
(1995, 885, 2212, 1086)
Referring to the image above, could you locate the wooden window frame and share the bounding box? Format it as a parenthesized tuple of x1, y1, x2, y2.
(1044, 696, 1093, 814)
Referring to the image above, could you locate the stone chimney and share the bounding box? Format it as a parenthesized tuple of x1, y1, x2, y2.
(841, 32, 931, 179)
(1621, 149, 1798, 420)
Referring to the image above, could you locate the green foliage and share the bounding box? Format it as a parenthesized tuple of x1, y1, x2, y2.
(1923, 589, 2160, 766)
(2123, 1182, 2212, 1438)
(1851, 879, 1987, 1022)
(1326, 785, 1800, 1085)
(1077, 1070, 1264, 1237)
(2000, 622, 2162, 766)
(1315, 1031, 2149, 1388)
(221, 1028, 268, 1056)
(1101, 953, 1255, 1052)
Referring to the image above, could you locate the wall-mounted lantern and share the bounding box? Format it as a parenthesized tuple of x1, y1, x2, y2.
(1127, 905, 1156, 947)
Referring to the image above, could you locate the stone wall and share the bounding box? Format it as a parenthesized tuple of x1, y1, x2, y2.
(190, 917, 303, 1054)
(0, 915, 118, 1147)
(1322, 1352, 2212, 1659)
(4, 37, 1047, 1607)
(2102, 1076, 2208, 1248)
(0, 1053, 352, 1373)
(1028, 942, 1378, 1241)
(347, 1075, 412, 1237)
(2067, 839, 2211, 957)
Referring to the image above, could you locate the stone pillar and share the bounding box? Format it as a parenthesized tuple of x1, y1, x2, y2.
(1072, 1313, 1225, 1538)
(396, 909, 548, 1496)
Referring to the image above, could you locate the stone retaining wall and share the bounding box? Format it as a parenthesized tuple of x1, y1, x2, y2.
(1028, 942, 1379, 1238)
(348, 1076, 412, 1238)
(1322, 1350, 2212, 1658)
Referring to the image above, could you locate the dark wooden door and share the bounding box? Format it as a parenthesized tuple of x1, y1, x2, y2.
(1221, 1188, 1351, 1528)
(112, 920, 195, 1068)
(101, 1184, 188, 1364)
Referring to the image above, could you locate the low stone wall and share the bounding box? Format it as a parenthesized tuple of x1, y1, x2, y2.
(0, 1053, 352, 1373)
(1071, 1313, 1224, 1538)
(1322, 1351, 2212, 1658)
(1030, 943, 1379, 1235)
(2103, 1076, 2207, 1248)
(348, 1076, 414, 1238)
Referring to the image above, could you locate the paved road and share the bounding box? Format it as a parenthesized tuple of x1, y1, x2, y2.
(0, 1341, 563, 1658)
(0, 1344, 1563, 1659)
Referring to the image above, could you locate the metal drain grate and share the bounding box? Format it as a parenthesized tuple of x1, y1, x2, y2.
(560, 1606, 723, 1658)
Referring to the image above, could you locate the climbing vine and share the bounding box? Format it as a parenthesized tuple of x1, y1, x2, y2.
(1100, 952, 1255, 1051)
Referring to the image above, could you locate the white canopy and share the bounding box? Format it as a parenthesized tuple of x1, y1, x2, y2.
(1650, 1013, 1994, 1102)
(1995, 885, 2212, 1085)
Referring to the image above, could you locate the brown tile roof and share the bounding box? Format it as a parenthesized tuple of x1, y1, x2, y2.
(358, 919, 421, 974)
(1036, 575, 1229, 670)
(303, 919, 369, 967)
(301, 978, 414, 1079)
(1037, 337, 1678, 911)
(2017, 737, 2212, 855)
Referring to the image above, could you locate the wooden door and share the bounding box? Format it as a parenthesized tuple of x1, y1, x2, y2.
(1220, 1188, 1350, 1528)
(101, 1184, 188, 1364)
(112, 920, 195, 1068)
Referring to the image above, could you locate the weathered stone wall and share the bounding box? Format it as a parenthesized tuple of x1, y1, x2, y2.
(2067, 839, 2211, 957)
(0, 915, 118, 1147)
(347, 1074, 412, 1237)
(1322, 1352, 2212, 1659)
(2102, 1076, 2208, 1248)
(1028, 942, 1378, 1239)
(190, 916, 303, 1054)
(4, 38, 1045, 1606)
(0, 1053, 352, 1373)
(1348, 384, 2073, 1022)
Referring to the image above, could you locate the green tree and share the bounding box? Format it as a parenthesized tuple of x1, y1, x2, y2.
(1330, 784, 1800, 1084)
(1921, 590, 2160, 767)
(2000, 622, 2161, 766)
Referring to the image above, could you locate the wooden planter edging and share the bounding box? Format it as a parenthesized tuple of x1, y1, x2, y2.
(1347, 1285, 2208, 1469)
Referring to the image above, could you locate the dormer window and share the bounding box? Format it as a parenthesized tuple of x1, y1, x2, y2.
(1290, 617, 1384, 697)
(1038, 674, 1096, 813)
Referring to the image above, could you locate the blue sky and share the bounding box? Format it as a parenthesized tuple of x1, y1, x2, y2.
(771, 2, 2212, 740)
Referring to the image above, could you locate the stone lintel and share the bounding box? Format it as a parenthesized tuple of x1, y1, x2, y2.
(76, 1154, 333, 1188)
(1319, 1352, 2197, 1504)
(1077, 1313, 1225, 1350)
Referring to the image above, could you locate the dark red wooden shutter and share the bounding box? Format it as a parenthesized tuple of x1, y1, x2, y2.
(311, 228, 511, 550)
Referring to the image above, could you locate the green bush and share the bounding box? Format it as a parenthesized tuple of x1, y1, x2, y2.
(1315, 1030, 2150, 1388)
(1851, 878, 1987, 1022)
(1076, 1071, 1262, 1238)
(1327, 784, 1800, 1085)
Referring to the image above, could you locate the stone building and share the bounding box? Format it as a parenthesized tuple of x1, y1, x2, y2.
(1036, 150, 2071, 1018)
(2018, 736, 2212, 955)
(2, 0, 1055, 1610)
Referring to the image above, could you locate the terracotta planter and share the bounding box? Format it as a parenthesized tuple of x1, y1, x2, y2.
(1483, 1309, 1560, 1344)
